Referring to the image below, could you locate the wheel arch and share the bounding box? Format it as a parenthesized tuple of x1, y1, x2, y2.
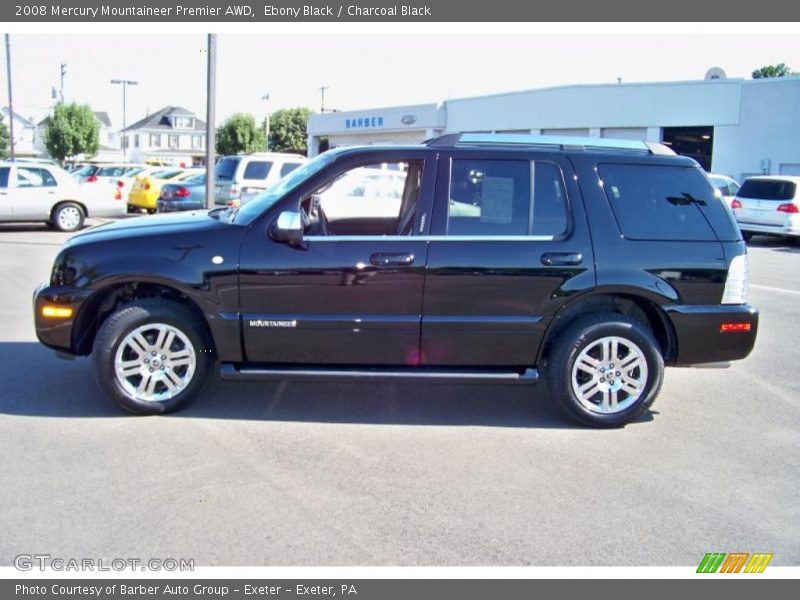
(72, 280, 213, 356)
(537, 288, 678, 366)
(51, 199, 89, 220)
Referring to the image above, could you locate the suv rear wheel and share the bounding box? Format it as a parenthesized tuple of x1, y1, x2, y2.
(92, 298, 213, 414)
(546, 313, 664, 427)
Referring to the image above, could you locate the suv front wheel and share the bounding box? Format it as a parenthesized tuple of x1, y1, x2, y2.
(92, 298, 213, 414)
(546, 313, 664, 427)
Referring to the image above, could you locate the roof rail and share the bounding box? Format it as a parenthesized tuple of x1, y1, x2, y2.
(427, 133, 675, 155)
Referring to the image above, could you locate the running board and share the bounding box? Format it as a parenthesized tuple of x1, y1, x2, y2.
(219, 363, 539, 385)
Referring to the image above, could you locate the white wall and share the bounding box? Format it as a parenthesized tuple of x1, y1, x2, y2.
(443, 80, 742, 133)
(712, 78, 800, 181)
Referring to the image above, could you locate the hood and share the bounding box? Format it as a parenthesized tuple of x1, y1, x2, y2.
(66, 210, 227, 247)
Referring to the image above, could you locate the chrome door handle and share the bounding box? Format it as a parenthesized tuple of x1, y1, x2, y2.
(370, 252, 415, 267)
(541, 252, 583, 266)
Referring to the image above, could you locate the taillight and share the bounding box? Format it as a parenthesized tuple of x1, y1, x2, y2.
(721, 254, 749, 305)
(174, 187, 190, 198)
(117, 180, 124, 188)
(777, 203, 799, 213)
(144, 182, 151, 190)
(86, 175, 98, 183)
(730, 199, 742, 209)
(114, 188, 121, 200)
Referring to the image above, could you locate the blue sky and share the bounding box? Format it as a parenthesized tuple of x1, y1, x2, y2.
(2, 33, 798, 128)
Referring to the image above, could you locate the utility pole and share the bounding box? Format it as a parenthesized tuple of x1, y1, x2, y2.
(319, 86, 329, 113)
(5, 34, 15, 161)
(205, 34, 217, 210)
(60, 63, 67, 102)
(261, 93, 270, 151)
(110, 79, 138, 162)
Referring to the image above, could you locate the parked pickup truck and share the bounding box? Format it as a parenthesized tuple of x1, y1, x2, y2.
(33, 134, 758, 427)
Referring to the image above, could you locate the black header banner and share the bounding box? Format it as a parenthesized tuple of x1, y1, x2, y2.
(4, 0, 800, 22)
(3, 579, 797, 600)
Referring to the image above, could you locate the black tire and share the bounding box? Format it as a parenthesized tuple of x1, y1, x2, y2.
(51, 202, 85, 232)
(92, 298, 214, 415)
(742, 231, 753, 243)
(546, 312, 664, 428)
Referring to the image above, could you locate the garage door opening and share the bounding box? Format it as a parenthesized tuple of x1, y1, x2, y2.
(661, 126, 714, 171)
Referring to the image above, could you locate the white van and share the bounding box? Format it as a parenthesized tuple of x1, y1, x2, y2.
(213, 152, 307, 206)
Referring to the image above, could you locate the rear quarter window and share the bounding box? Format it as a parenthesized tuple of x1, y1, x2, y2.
(598, 163, 722, 241)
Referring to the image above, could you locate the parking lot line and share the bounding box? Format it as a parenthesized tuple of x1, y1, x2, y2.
(750, 283, 800, 296)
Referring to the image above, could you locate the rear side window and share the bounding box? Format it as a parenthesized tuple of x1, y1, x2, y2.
(17, 167, 57, 188)
(447, 159, 568, 237)
(97, 166, 128, 177)
(243, 161, 273, 180)
(280, 162, 302, 177)
(598, 164, 717, 241)
(738, 179, 797, 201)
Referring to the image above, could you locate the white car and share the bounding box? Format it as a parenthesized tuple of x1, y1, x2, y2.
(731, 175, 800, 242)
(214, 152, 307, 206)
(708, 173, 740, 203)
(0, 161, 125, 231)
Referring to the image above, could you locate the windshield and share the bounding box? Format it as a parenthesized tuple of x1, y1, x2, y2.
(154, 169, 184, 180)
(233, 150, 343, 224)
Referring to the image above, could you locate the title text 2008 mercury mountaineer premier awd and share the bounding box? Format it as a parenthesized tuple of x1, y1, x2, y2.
(34, 134, 758, 427)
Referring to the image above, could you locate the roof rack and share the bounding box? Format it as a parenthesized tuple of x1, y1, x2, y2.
(427, 133, 675, 156)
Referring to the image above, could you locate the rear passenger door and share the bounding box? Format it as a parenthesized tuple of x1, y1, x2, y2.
(421, 151, 596, 367)
(10, 166, 58, 220)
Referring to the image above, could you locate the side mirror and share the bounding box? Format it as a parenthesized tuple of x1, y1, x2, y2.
(269, 210, 305, 246)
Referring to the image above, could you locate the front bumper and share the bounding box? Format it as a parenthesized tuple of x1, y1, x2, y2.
(664, 304, 758, 366)
(33, 282, 93, 355)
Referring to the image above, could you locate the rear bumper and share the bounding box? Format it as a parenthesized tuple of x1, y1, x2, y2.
(157, 199, 204, 213)
(33, 282, 92, 355)
(737, 219, 800, 237)
(664, 304, 758, 366)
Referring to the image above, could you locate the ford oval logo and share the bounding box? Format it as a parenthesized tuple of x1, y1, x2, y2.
(401, 114, 417, 125)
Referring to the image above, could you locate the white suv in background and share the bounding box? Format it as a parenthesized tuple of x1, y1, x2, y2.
(214, 152, 307, 206)
(731, 175, 800, 242)
(0, 161, 124, 231)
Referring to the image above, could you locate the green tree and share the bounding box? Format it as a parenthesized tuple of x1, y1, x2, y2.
(0, 114, 9, 159)
(215, 113, 266, 155)
(752, 63, 796, 78)
(266, 107, 312, 155)
(44, 102, 100, 164)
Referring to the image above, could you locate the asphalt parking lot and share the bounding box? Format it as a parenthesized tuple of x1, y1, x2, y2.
(0, 220, 798, 566)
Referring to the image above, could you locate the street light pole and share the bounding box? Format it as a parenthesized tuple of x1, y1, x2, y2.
(205, 34, 217, 210)
(261, 93, 270, 151)
(111, 79, 138, 162)
(5, 34, 16, 161)
(319, 86, 329, 113)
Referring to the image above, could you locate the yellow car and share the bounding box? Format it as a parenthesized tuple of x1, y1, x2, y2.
(127, 168, 202, 213)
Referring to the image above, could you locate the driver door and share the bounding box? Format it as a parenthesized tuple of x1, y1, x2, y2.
(238, 152, 435, 365)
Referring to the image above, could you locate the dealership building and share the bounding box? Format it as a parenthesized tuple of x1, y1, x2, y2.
(306, 74, 800, 181)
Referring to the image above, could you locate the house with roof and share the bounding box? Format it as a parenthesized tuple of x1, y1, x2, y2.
(1, 107, 41, 158)
(121, 106, 206, 166)
(33, 110, 123, 163)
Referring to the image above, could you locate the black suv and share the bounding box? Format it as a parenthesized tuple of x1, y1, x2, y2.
(33, 134, 758, 427)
